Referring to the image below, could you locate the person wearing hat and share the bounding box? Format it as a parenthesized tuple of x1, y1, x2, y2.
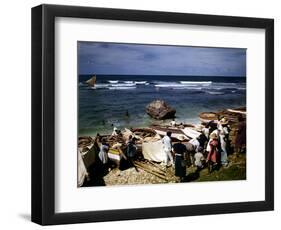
(218, 117, 230, 166)
(206, 132, 220, 173)
(172, 135, 188, 182)
(206, 128, 219, 153)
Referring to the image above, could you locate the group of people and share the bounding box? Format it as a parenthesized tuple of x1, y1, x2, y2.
(162, 115, 246, 182)
(95, 115, 246, 183)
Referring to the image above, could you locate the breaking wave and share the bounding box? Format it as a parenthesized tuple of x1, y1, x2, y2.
(81, 79, 245, 93)
(108, 80, 119, 84)
(108, 86, 136, 90)
(180, 81, 212, 85)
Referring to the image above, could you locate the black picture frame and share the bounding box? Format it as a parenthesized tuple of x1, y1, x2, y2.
(31, 4, 274, 225)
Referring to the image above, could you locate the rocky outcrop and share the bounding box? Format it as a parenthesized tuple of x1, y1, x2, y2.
(146, 100, 176, 120)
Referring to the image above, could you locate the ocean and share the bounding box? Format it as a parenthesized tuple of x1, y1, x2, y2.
(79, 75, 246, 136)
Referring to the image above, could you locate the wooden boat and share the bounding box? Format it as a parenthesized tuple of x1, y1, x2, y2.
(181, 127, 201, 139)
(108, 148, 122, 162)
(78, 136, 93, 148)
(150, 125, 189, 140)
(131, 127, 156, 138)
(227, 107, 246, 115)
(85, 75, 96, 87)
(199, 112, 218, 124)
(217, 106, 246, 124)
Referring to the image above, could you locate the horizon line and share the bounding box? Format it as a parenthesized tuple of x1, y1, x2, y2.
(79, 73, 246, 77)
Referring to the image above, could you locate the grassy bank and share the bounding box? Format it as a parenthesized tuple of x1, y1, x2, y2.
(188, 153, 246, 183)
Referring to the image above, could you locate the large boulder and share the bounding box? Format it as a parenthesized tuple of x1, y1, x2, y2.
(146, 100, 176, 120)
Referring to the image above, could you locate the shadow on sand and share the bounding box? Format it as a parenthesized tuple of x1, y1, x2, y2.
(183, 171, 200, 182)
(82, 158, 134, 187)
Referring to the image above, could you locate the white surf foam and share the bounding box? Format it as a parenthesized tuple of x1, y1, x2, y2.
(135, 81, 147, 84)
(108, 80, 119, 84)
(110, 83, 136, 87)
(180, 81, 212, 85)
(206, 91, 224, 95)
(108, 86, 136, 90)
(92, 84, 110, 89)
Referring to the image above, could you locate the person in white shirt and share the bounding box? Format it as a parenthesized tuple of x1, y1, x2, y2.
(162, 131, 174, 168)
(189, 138, 200, 152)
(194, 147, 205, 170)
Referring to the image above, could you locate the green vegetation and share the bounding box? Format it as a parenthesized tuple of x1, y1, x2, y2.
(188, 154, 246, 182)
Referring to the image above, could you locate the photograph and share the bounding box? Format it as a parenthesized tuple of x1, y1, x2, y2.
(77, 41, 247, 187)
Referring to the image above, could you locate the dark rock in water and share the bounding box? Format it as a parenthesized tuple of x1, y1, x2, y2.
(146, 100, 176, 120)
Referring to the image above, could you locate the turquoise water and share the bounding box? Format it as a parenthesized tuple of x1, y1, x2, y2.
(79, 75, 246, 136)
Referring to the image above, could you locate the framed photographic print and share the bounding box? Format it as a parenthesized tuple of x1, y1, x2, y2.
(31, 4, 274, 225)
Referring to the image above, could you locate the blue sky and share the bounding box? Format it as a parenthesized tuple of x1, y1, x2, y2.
(78, 42, 246, 76)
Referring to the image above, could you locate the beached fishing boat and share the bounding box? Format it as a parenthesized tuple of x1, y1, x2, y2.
(181, 127, 201, 139)
(78, 143, 97, 187)
(85, 75, 96, 87)
(199, 112, 218, 124)
(131, 127, 156, 136)
(78, 151, 88, 186)
(108, 148, 122, 162)
(216, 107, 246, 124)
(227, 107, 246, 115)
(150, 125, 189, 140)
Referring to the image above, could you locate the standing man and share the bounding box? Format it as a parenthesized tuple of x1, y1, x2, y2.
(126, 137, 138, 172)
(162, 131, 174, 168)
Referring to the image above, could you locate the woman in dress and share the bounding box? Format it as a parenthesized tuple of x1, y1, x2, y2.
(218, 117, 230, 166)
(172, 135, 188, 182)
(207, 133, 220, 173)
